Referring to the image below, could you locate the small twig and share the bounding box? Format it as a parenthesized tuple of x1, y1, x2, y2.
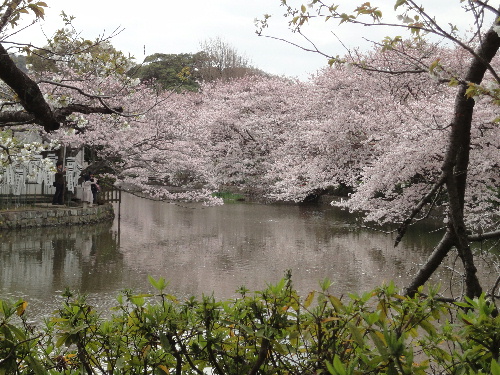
(38, 80, 112, 99)
(394, 175, 446, 247)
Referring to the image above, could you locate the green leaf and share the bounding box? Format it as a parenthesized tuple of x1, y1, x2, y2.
(448, 77, 459, 87)
(394, 0, 407, 10)
(347, 322, 365, 346)
(326, 360, 336, 374)
(419, 320, 436, 336)
(429, 58, 441, 73)
(148, 275, 159, 289)
(369, 331, 388, 356)
(129, 294, 152, 306)
(465, 84, 478, 98)
(255, 328, 266, 338)
(333, 354, 347, 375)
(0, 300, 14, 318)
(328, 295, 343, 312)
(25, 356, 46, 375)
(271, 340, 288, 355)
(237, 324, 254, 335)
(148, 275, 167, 291)
(56, 333, 70, 347)
(320, 278, 332, 291)
(304, 291, 315, 308)
(159, 332, 171, 351)
(491, 359, 500, 375)
(69, 324, 88, 335)
(5, 324, 26, 341)
(365, 311, 380, 325)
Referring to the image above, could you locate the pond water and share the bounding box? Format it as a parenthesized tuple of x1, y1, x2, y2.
(0, 193, 498, 319)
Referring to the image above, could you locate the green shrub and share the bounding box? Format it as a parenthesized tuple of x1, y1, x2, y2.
(1, 277, 499, 374)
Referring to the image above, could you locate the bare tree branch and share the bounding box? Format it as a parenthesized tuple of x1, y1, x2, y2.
(405, 230, 457, 297)
(0, 0, 21, 34)
(468, 0, 500, 17)
(0, 42, 60, 131)
(394, 175, 446, 247)
(0, 104, 123, 126)
(38, 79, 113, 99)
(468, 230, 500, 242)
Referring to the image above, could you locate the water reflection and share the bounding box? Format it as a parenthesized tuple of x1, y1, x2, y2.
(0, 193, 498, 319)
(0, 222, 123, 317)
(115, 194, 448, 298)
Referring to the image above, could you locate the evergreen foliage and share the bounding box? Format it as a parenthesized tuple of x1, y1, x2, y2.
(1, 276, 499, 374)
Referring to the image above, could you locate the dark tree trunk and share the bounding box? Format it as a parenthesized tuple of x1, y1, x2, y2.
(407, 16, 500, 299)
(406, 230, 455, 296)
(0, 43, 123, 130)
(0, 43, 60, 132)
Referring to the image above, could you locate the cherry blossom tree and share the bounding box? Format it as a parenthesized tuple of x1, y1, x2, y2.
(257, 0, 500, 298)
(0, 2, 128, 132)
(1, 1, 219, 204)
(168, 44, 497, 238)
(263, 64, 400, 203)
(1, 1, 499, 299)
(328, 43, 499, 230)
(0, 0, 133, 175)
(50, 81, 220, 203)
(192, 75, 311, 198)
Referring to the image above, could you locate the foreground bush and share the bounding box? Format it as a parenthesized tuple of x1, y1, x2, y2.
(1, 276, 499, 374)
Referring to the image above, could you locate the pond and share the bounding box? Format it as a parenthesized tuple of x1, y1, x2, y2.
(0, 193, 498, 319)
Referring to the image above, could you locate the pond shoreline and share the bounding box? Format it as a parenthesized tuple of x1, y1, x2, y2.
(0, 203, 114, 230)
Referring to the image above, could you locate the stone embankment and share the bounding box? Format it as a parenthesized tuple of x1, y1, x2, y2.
(0, 203, 114, 230)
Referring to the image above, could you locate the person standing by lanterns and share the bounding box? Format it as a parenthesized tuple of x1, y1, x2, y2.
(52, 161, 66, 205)
(89, 173, 100, 204)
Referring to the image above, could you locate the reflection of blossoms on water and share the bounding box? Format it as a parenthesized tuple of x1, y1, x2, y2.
(0, 222, 120, 298)
(1, 194, 499, 321)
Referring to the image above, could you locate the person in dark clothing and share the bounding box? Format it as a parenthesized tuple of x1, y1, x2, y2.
(52, 161, 66, 205)
(89, 173, 99, 204)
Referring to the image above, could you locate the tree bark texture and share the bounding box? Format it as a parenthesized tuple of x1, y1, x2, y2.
(0, 43, 123, 130)
(405, 230, 455, 297)
(407, 17, 500, 298)
(0, 43, 60, 132)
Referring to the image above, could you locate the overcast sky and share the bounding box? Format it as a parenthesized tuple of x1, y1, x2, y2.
(9, 0, 490, 80)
